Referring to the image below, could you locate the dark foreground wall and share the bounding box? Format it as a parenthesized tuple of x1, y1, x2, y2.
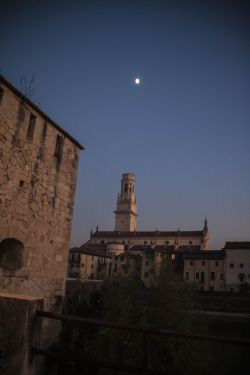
(0, 292, 44, 375)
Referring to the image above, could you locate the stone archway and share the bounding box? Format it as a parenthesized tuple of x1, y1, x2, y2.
(0, 238, 24, 271)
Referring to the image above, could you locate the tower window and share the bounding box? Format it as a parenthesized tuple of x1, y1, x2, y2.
(27, 113, 36, 141)
(124, 184, 128, 193)
(0, 87, 4, 105)
(54, 135, 63, 159)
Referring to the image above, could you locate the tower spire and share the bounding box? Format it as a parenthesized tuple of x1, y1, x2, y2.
(114, 173, 138, 232)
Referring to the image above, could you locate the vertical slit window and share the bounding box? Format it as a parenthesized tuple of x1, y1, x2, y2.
(0, 87, 4, 105)
(27, 113, 36, 141)
(54, 135, 63, 159)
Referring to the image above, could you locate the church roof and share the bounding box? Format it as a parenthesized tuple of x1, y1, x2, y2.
(91, 230, 203, 238)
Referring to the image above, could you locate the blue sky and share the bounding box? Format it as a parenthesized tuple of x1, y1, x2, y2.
(1, 0, 250, 249)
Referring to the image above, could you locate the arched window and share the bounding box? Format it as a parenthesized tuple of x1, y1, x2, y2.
(124, 184, 128, 193)
(0, 238, 24, 271)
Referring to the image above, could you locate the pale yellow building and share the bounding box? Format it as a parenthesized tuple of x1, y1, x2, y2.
(224, 242, 250, 292)
(183, 251, 225, 291)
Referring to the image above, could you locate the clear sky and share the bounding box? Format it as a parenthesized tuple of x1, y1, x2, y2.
(1, 0, 250, 249)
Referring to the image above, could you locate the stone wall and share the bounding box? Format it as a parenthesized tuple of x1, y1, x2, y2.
(0, 292, 44, 375)
(0, 76, 83, 311)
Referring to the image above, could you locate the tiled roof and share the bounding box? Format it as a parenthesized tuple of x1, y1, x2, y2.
(129, 245, 154, 252)
(183, 251, 224, 260)
(70, 244, 107, 257)
(224, 242, 250, 250)
(91, 230, 203, 238)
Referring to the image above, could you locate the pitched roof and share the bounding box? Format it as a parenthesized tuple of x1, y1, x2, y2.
(224, 242, 250, 250)
(0, 75, 84, 150)
(91, 230, 203, 238)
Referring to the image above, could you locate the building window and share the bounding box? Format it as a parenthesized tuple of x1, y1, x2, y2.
(230, 263, 234, 268)
(240, 263, 244, 268)
(0, 238, 24, 271)
(27, 113, 36, 141)
(210, 272, 215, 281)
(185, 272, 189, 280)
(101, 240, 105, 244)
(189, 241, 192, 245)
(210, 287, 214, 292)
(202, 261, 205, 266)
(54, 135, 63, 159)
(201, 272, 205, 282)
(81, 264, 84, 268)
(215, 261, 219, 266)
(90, 273, 94, 279)
(200, 286, 204, 291)
(144, 241, 147, 245)
(195, 272, 199, 280)
(0, 87, 4, 105)
(91, 264, 93, 269)
(220, 273, 224, 281)
(144, 272, 149, 279)
(166, 241, 169, 244)
(146, 261, 149, 266)
(92, 256, 94, 260)
(190, 261, 193, 266)
(122, 240, 125, 244)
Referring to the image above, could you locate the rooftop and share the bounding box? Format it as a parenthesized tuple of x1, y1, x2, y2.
(224, 242, 250, 250)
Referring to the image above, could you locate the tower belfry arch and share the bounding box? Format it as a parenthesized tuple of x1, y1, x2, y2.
(114, 173, 138, 232)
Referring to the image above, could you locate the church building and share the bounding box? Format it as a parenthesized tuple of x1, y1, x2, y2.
(88, 173, 208, 250)
(68, 173, 209, 282)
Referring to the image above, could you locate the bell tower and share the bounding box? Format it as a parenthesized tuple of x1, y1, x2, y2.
(114, 173, 138, 232)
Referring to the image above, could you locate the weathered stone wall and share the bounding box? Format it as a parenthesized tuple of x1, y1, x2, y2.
(0, 292, 44, 375)
(0, 77, 82, 311)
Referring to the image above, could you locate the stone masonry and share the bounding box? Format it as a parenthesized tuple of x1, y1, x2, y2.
(0, 75, 83, 311)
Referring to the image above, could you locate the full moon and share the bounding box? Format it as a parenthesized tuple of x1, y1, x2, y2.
(135, 78, 140, 85)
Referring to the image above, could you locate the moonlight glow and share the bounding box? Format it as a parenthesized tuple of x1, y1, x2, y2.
(135, 77, 140, 85)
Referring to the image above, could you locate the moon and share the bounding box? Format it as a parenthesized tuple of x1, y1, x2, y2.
(134, 77, 140, 85)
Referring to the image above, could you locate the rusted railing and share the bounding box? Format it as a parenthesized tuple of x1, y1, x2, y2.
(32, 310, 250, 374)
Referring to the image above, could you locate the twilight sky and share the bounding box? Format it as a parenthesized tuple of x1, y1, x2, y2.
(1, 0, 250, 249)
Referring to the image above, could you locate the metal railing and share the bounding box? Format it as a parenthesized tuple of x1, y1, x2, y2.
(32, 310, 250, 374)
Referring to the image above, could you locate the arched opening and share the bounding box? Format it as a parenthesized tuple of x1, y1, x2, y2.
(0, 238, 24, 271)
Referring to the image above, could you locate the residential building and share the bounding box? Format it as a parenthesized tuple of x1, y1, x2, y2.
(224, 242, 250, 292)
(183, 251, 225, 291)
